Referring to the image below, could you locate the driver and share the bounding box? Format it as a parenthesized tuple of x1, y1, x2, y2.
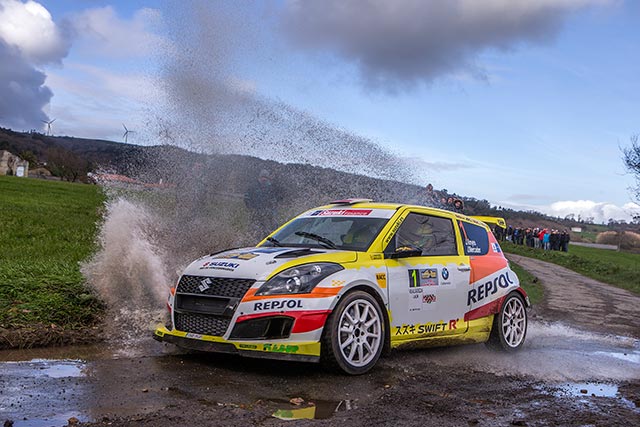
(397, 220, 436, 254)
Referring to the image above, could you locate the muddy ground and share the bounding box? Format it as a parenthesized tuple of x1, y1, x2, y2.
(1, 257, 638, 427)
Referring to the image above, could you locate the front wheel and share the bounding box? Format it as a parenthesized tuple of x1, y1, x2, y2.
(486, 292, 527, 351)
(322, 290, 385, 375)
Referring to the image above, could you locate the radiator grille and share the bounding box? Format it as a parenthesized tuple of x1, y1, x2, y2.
(174, 312, 230, 336)
(176, 275, 255, 298)
(173, 275, 255, 337)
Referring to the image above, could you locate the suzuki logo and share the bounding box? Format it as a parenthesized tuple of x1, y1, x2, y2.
(198, 278, 212, 292)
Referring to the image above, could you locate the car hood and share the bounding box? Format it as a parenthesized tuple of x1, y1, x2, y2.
(182, 247, 358, 281)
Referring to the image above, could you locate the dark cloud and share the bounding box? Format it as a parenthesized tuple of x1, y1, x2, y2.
(0, 40, 52, 130)
(280, 0, 608, 91)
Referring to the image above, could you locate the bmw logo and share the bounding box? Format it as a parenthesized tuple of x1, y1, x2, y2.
(442, 268, 449, 280)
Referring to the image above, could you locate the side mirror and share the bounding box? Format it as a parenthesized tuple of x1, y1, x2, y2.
(387, 246, 423, 259)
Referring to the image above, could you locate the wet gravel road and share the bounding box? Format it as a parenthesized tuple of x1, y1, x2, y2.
(1, 258, 639, 427)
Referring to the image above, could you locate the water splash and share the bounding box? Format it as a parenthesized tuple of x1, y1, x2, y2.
(414, 321, 640, 382)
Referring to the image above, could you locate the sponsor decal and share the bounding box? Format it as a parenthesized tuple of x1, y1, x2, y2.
(375, 272, 387, 288)
(228, 252, 259, 260)
(310, 209, 372, 216)
(370, 254, 382, 260)
(238, 343, 258, 350)
(330, 280, 345, 287)
(422, 294, 436, 304)
(409, 289, 422, 311)
(185, 332, 203, 339)
(384, 215, 405, 246)
(465, 239, 482, 254)
(394, 319, 458, 336)
(199, 278, 212, 292)
(467, 272, 515, 306)
(264, 343, 299, 354)
(215, 247, 286, 260)
(409, 268, 439, 287)
(491, 242, 502, 253)
(254, 299, 303, 311)
(441, 267, 449, 280)
(200, 261, 240, 271)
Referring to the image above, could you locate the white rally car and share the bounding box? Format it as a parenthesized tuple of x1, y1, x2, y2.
(154, 199, 529, 374)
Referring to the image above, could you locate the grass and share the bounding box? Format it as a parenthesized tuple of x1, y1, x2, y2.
(0, 176, 105, 329)
(502, 241, 640, 295)
(509, 261, 543, 305)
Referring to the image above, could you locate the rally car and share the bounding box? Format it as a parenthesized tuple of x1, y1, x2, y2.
(154, 199, 529, 374)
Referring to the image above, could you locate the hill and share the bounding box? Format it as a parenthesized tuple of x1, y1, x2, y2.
(1, 127, 637, 236)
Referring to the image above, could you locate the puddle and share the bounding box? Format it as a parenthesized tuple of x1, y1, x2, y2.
(272, 399, 356, 420)
(541, 382, 638, 410)
(557, 382, 619, 398)
(0, 358, 85, 379)
(5, 413, 89, 427)
(0, 359, 90, 427)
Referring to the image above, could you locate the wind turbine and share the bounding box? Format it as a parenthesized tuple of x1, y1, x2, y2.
(42, 119, 56, 136)
(122, 124, 135, 143)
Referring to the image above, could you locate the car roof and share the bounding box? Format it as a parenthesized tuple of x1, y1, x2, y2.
(315, 201, 488, 227)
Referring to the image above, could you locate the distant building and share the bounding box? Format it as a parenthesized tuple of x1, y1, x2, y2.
(571, 227, 582, 233)
(0, 150, 29, 177)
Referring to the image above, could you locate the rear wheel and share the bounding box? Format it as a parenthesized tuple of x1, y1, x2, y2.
(322, 290, 385, 375)
(487, 292, 527, 351)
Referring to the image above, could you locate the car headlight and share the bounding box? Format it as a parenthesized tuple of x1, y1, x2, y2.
(256, 263, 344, 296)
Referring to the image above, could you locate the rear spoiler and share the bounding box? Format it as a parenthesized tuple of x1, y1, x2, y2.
(471, 216, 507, 229)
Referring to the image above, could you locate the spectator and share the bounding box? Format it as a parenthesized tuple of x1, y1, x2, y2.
(543, 230, 550, 250)
(560, 230, 570, 252)
(453, 198, 464, 213)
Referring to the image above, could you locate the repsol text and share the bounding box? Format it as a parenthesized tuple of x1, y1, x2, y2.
(467, 272, 514, 306)
(254, 299, 303, 311)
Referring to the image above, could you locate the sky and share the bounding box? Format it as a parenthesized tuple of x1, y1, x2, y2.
(0, 0, 639, 224)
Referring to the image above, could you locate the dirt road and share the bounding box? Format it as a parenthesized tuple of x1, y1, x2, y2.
(506, 254, 640, 339)
(1, 257, 638, 427)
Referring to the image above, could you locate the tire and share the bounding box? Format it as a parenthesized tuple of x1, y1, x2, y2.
(321, 290, 385, 375)
(487, 292, 527, 351)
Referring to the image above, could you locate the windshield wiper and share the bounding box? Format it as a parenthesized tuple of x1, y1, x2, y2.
(266, 236, 283, 247)
(294, 231, 337, 249)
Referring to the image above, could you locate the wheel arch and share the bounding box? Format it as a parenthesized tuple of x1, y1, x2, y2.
(332, 282, 392, 356)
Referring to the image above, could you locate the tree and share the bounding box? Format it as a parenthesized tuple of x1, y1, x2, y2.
(19, 150, 38, 167)
(46, 147, 90, 182)
(623, 134, 640, 201)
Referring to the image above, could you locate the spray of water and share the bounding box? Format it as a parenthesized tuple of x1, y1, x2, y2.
(416, 321, 640, 382)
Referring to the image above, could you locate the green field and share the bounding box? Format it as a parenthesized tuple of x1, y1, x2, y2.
(502, 241, 640, 295)
(509, 261, 543, 305)
(0, 176, 105, 329)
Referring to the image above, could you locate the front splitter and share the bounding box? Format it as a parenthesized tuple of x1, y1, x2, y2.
(153, 326, 320, 363)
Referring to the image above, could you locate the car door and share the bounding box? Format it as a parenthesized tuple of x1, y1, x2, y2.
(384, 210, 470, 340)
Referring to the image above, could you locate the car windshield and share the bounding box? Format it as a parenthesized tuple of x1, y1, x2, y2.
(263, 216, 389, 251)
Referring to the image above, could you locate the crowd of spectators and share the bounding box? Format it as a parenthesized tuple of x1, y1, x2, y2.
(420, 183, 465, 213)
(497, 226, 570, 252)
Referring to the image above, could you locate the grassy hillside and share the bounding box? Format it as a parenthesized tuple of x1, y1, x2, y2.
(503, 242, 640, 295)
(0, 176, 104, 333)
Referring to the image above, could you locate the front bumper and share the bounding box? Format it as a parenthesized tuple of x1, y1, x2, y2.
(153, 326, 321, 363)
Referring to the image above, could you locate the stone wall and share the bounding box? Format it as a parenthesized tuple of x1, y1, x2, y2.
(0, 150, 29, 177)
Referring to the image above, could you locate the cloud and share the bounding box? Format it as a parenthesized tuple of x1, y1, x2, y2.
(45, 63, 159, 140)
(68, 6, 163, 58)
(0, 0, 71, 129)
(0, 40, 52, 129)
(546, 200, 640, 223)
(0, 0, 70, 64)
(280, 0, 611, 91)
